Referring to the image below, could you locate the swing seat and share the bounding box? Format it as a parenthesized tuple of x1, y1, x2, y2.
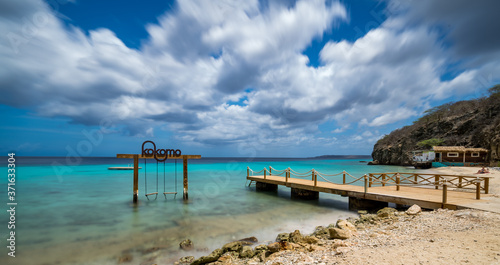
(145, 192, 159, 196)
(163, 191, 177, 199)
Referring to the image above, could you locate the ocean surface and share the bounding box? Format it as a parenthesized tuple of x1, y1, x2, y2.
(0, 156, 417, 265)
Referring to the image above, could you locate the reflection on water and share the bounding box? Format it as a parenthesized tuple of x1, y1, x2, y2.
(0, 157, 415, 264)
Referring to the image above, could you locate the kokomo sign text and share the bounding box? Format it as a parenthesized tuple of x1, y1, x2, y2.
(141, 140, 181, 162)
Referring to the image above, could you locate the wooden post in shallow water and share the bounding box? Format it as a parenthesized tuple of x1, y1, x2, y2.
(183, 156, 188, 200)
(133, 154, 139, 203)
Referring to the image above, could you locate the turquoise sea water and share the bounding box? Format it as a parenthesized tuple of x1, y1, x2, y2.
(0, 157, 416, 265)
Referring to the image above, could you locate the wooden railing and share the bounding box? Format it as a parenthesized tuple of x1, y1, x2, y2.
(367, 172, 490, 195)
(247, 167, 491, 203)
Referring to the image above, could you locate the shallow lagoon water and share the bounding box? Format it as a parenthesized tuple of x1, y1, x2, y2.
(0, 157, 416, 264)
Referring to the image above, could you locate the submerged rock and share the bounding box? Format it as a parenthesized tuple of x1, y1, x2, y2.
(179, 239, 193, 251)
(238, 236, 258, 245)
(117, 253, 133, 263)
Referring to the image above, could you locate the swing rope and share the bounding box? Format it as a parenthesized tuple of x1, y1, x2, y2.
(163, 158, 178, 199)
(145, 159, 158, 200)
(175, 159, 178, 194)
(144, 158, 147, 194)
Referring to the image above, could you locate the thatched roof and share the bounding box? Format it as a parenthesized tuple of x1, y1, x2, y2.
(433, 146, 465, 152)
(465, 147, 489, 152)
(433, 146, 488, 152)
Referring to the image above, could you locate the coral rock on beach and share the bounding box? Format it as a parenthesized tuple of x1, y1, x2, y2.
(377, 207, 397, 218)
(406, 204, 422, 215)
(191, 248, 223, 265)
(222, 241, 242, 253)
(288, 230, 304, 243)
(336, 219, 357, 233)
(276, 232, 290, 242)
(329, 227, 352, 240)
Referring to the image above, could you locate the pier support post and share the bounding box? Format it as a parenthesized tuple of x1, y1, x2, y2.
(133, 154, 139, 203)
(183, 156, 188, 200)
(475, 181, 481, 200)
(256, 181, 278, 192)
(396, 173, 400, 191)
(442, 183, 448, 205)
(485, 178, 489, 194)
(291, 188, 319, 200)
(348, 197, 387, 211)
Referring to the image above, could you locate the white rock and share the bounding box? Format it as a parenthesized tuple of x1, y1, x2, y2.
(406, 204, 422, 215)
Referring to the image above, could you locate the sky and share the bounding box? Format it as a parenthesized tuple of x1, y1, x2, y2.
(1, 0, 499, 158)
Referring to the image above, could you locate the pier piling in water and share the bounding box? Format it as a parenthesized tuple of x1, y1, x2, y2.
(291, 188, 319, 200)
(255, 181, 278, 192)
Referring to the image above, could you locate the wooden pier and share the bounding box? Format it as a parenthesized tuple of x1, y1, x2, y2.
(246, 167, 493, 210)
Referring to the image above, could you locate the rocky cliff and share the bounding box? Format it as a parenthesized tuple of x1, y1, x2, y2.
(371, 86, 500, 166)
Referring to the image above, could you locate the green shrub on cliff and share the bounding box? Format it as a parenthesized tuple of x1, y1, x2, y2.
(417, 138, 444, 149)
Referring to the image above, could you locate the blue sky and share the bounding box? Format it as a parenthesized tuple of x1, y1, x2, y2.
(1, 0, 499, 157)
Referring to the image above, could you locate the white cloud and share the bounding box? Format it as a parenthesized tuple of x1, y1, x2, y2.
(1, 0, 499, 152)
(367, 108, 417, 127)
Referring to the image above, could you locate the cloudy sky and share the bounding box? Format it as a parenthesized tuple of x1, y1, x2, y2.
(1, 0, 499, 157)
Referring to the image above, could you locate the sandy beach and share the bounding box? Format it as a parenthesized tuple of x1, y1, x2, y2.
(175, 166, 500, 265)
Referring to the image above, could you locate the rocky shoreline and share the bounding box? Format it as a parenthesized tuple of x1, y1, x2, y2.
(174, 205, 500, 265)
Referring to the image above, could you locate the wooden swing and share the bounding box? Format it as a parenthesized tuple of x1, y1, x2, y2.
(144, 158, 178, 200)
